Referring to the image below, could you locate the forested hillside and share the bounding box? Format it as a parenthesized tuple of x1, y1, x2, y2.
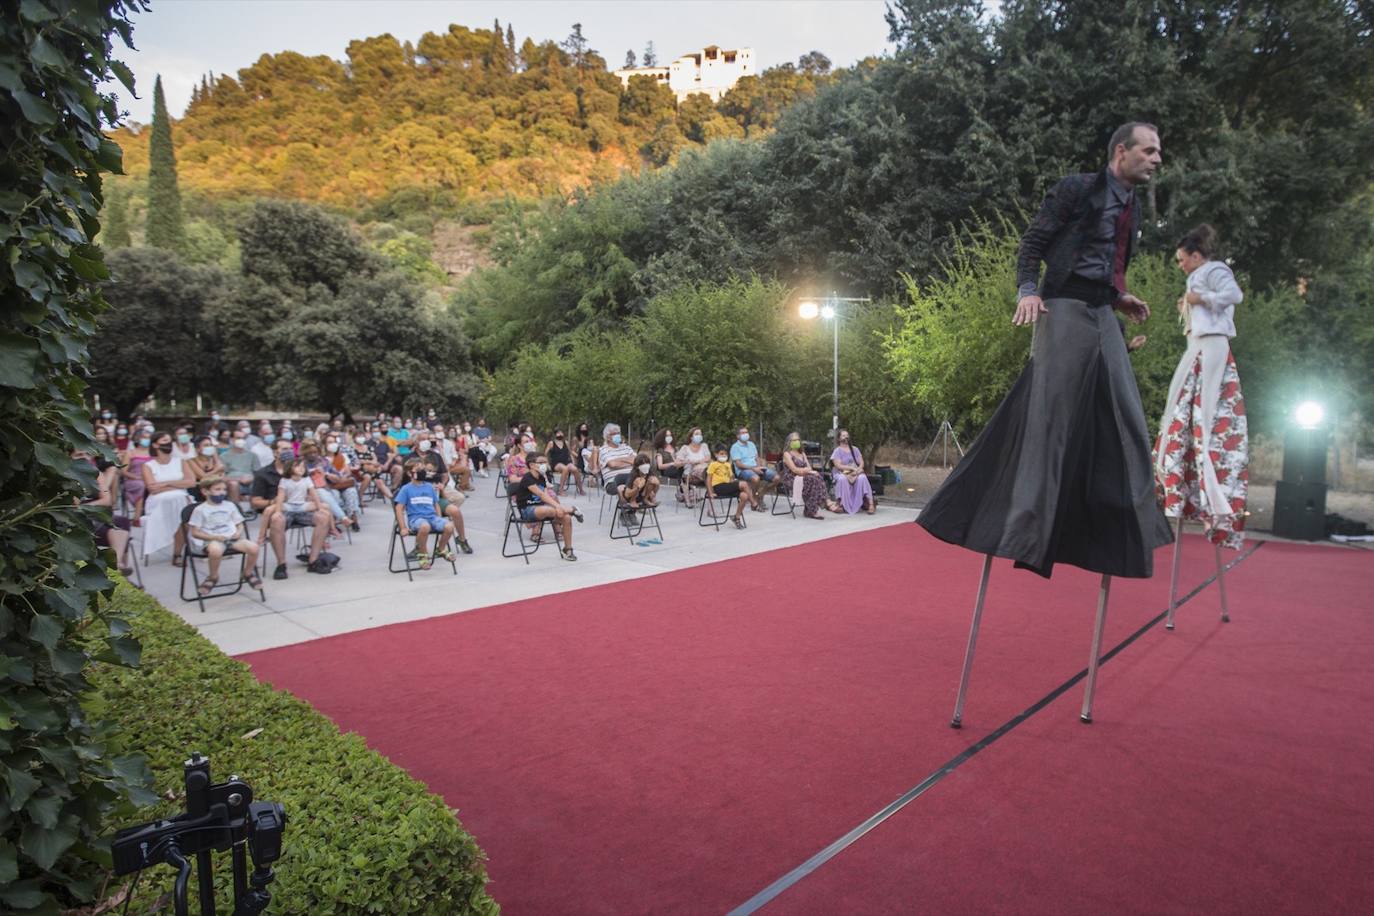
(109, 21, 836, 208)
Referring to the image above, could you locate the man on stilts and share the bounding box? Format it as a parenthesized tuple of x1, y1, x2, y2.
(917, 122, 1174, 725)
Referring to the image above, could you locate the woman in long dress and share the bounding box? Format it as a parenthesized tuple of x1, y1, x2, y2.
(1154, 224, 1248, 547)
(830, 429, 875, 515)
(140, 430, 194, 562)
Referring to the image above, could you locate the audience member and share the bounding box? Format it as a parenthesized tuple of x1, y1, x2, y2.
(187, 476, 262, 594)
(830, 429, 876, 515)
(511, 452, 582, 561)
(172, 425, 196, 461)
(730, 426, 777, 509)
(394, 459, 455, 570)
(320, 433, 363, 531)
(545, 428, 585, 495)
(573, 423, 599, 478)
(122, 429, 152, 517)
(780, 432, 839, 519)
(221, 432, 261, 505)
(706, 443, 750, 528)
(300, 440, 352, 535)
(598, 423, 636, 493)
(250, 442, 332, 578)
(504, 432, 536, 485)
(652, 428, 686, 502)
(186, 434, 226, 490)
(675, 427, 711, 507)
(140, 430, 194, 562)
(615, 452, 660, 525)
(77, 445, 133, 575)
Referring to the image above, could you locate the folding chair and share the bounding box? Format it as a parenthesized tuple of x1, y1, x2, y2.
(388, 521, 459, 581)
(771, 483, 799, 518)
(598, 473, 630, 524)
(699, 487, 742, 530)
(493, 455, 511, 497)
(178, 505, 265, 613)
(502, 498, 563, 564)
(611, 500, 663, 542)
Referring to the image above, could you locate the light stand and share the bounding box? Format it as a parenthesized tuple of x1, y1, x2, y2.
(920, 419, 965, 469)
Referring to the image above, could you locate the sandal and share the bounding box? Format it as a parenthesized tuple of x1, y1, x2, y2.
(196, 576, 218, 597)
(172, 556, 185, 568)
(244, 570, 263, 590)
(417, 551, 432, 570)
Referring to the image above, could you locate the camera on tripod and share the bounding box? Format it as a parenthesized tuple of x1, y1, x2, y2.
(112, 752, 287, 916)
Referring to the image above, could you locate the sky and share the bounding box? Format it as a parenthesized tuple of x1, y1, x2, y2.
(110, 0, 895, 123)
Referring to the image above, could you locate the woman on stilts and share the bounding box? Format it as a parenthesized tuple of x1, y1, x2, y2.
(1154, 224, 1248, 628)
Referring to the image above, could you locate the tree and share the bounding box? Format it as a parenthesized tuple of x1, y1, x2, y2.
(624, 49, 636, 68)
(238, 199, 380, 295)
(797, 50, 831, 75)
(561, 22, 590, 73)
(89, 248, 228, 416)
(0, 2, 157, 911)
(144, 74, 185, 252)
(643, 40, 657, 66)
(101, 180, 132, 248)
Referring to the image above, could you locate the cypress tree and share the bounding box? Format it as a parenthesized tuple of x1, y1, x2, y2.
(102, 181, 131, 248)
(145, 74, 185, 252)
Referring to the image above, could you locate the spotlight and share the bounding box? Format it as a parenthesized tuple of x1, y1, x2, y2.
(820, 304, 836, 320)
(1294, 401, 1325, 429)
(798, 300, 819, 320)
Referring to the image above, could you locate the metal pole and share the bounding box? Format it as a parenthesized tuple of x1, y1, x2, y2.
(831, 292, 840, 438)
(950, 554, 993, 728)
(1080, 574, 1112, 723)
(1166, 514, 1185, 630)
(1215, 542, 1231, 623)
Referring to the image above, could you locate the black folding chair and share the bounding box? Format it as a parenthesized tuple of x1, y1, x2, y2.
(179, 505, 265, 613)
(502, 498, 563, 564)
(388, 520, 459, 581)
(611, 500, 664, 542)
(699, 487, 742, 530)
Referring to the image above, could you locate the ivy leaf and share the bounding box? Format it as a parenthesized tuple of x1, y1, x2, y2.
(10, 90, 58, 125)
(28, 614, 62, 650)
(28, 35, 65, 71)
(102, 635, 141, 668)
(0, 653, 36, 685)
(5, 766, 41, 808)
(108, 59, 136, 94)
(19, 0, 58, 23)
(24, 791, 62, 829)
(48, 645, 88, 675)
(20, 819, 78, 871)
(0, 878, 47, 909)
(0, 331, 42, 386)
(0, 59, 23, 91)
(0, 837, 17, 883)
(95, 138, 123, 174)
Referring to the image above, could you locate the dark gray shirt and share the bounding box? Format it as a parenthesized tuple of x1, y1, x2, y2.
(1071, 169, 1133, 284)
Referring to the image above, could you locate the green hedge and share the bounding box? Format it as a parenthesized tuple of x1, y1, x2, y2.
(87, 583, 498, 914)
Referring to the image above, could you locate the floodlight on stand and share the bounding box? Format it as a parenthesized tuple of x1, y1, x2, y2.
(1294, 400, 1324, 430)
(798, 300, 819, 320)
(820, 304, 836, 320)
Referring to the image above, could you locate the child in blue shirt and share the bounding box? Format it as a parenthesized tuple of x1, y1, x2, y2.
(393, 460, 452, 569)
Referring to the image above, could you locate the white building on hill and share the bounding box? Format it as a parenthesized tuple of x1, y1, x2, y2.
(614, 45, 756, 103)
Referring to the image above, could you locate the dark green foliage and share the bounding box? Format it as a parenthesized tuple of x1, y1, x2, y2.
(88, 248, 229, 417)
(238, 199, 380, 296)
(100, 181, 131, 248)
(144, 75, 184, 253)
(88, 583, 498, 914)
(0, 1, 158, 911)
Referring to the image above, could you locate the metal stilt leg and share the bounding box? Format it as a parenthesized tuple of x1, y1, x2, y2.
(1080, 574, 1112, 724)
(1165, 514, 1185, 630)
(1215, 542, 1231, 623)
(950, 555, 993, 729)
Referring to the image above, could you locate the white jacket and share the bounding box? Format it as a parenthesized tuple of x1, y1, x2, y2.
(1185, 260, 1242, 338)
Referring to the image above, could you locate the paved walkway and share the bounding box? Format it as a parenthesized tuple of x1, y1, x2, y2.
(132, 480, 916, 655)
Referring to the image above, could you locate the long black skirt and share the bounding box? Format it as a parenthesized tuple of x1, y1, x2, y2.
(917, 298, 1172, 578)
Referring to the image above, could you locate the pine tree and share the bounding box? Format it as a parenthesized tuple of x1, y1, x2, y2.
(102, 181, 131, 248)
(145, 74, 185, 253)
(643, 41, 657, 67)
(625, 49, 637, 69)
(506, 24, 517, 70)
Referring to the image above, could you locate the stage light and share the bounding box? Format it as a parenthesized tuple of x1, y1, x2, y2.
(798, 300, 819, 320)
(820, 304, 836, 320)
(1294, 401, 1325, 429)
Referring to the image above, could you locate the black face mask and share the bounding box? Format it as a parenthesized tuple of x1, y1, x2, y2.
(156, 443, 173, 454)
(414, 470, 429, 482)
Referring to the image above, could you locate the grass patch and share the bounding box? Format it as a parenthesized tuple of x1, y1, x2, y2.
(88, 582, 497, 914)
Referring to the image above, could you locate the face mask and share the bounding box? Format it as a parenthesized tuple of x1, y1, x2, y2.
(176, 434, 191, 444)
(555, 435, 564, 441)
(739, 432, 749, 442)
(281, 432, 293, 441)
(692, 434, 703, 444)
(211, 414, 220, 421)
(232, 439, 245, 449)
(138, 437, 151, 447)
(263, 434, 276, 444)
(664, 434, 673, 445)
(157, 443, 173, 454)
(418, 440, 432, 452)
(414, 470, 429, 482)
(840, 434, 849, 442)
(326, 442, 339, 453)
(303, 431, 315, 440)
(372, 431, 382, 440)
(404, 422, 413, 430)
(463, 425, 471, 432)
(435, 431, 446, 439)
(611, 434, 622, 445)
(101, 412, 111, 419)
(534, 463, 549, 475)
(117, 428, 128, 436)
(355, 437, 367, 446)
(716, 454, 728, 463)
(209, 493, 227, 504)
(790, 440, 801, 450)
(278, 453, 294, 464)
(200, 445, 217, 456)
(637, 462, 651, 474)
(523, 442, 536, 452)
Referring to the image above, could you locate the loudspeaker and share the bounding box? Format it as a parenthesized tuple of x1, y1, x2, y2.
(1282, 426, 1328, 485)
(866, 473, 884, 496)
(1273, 480, 1327, 541)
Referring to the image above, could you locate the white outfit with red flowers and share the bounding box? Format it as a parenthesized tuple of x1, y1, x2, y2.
(1153, 261, 1248, 548)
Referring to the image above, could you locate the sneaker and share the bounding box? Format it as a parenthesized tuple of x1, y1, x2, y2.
(273, 563, 288, 580)
(560, 548, 577, 562)
(458, 538, 474, 554)
(306, 559, 332, 575)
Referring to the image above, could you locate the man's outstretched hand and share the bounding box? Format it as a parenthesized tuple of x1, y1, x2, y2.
(1013, 295, 1047, 326)
(1116, 293, 1150, 323)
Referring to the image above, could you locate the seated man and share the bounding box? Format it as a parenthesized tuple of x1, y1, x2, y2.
(597, 423, 639, 494)
(187, 476, 263, 594)
(730, 426, 777, 510)
(394, 459, 454, 570)
(250, 442, 332, 579)
(221, 432, 262, 507)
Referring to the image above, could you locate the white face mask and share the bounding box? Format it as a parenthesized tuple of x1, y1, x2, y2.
(664, 434, 673, 444)
(534, 463, 549, 475)
(523, 442, 536, 452)
(435, 431, 446, 439)
(200, 446, 216, 456)
(716, 454, 728, 463)
(231, 439, 246, 449)
(326, 442, 339, 453)
(692, 434, 703, 444)
(418, 440, 432, 452)
(637, 462, 651, 474)
(739, 432, 750, 442)
(355, 437, 367, 446)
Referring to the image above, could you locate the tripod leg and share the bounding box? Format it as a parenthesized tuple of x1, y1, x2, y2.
(1215, 542, 1231, 623)
(1080, 574, 1112, 724)
(1165, 514, 1185, 630)
(950, 554, 993, 729)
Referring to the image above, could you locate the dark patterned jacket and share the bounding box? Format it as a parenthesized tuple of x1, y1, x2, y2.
(1015, 169, 1140, 301)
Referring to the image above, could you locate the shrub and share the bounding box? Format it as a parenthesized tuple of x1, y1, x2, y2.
(88, 583, 497, 914)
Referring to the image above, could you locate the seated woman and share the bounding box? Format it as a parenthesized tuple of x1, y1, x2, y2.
(545, 429, 585, 495)
(705, 444, 750, 529)
(299, 440, 352, 536)
(140, 430, 195, 563)
(321, 432, 363, 530)
(674, 426, 711, 508)
(186, 435, 227, 499)
(780, 432, 840, 519)
(122, 430, 153, 519)
(830, 429, 876, 515)
(652, 428, 686, 502)
(616, 453, 660, 521)
(449, 425, 476, 491)
(512, 453, 583, 560)
(76, 445, 134, 576)
(575, 424, 600, 481)
(502, 432, 536, 493)
(171, 425, 197, 462)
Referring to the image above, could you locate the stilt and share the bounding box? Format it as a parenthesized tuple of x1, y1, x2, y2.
(1215, 542, 1231, 623)
(1079, 574, 1112, 724)
(1165, 514, 1185, 630)
(950, 555, 993, 729)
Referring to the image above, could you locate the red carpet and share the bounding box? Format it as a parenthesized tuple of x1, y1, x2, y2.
(239, 527, 1372, 914)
